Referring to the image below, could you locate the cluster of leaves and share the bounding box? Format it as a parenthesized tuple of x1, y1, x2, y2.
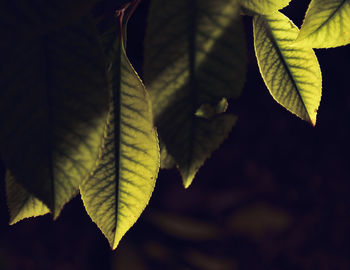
(0, 0, 349, 250)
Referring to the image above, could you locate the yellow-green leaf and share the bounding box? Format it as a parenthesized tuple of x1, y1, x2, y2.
(296, 0, 350, 48)
(253, 12, 322, 125)
(144, 0, 246, 188)
(80, 23, 159, 249)
(6, 171, 50, 225)
(0, 16, 109, 218)
(240, 0, 291, 15)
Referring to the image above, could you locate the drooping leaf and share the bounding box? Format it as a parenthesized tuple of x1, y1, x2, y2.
(253, 12, 322, 125)
(80, 4, 159, 250)
(296, 0, 350, 48)
(5, 171, 50, 225)
(144, 0, 246, 188)
(159, 100, 229, 171)
(0, 16, 109, 218)
(240, 0, 291, 15)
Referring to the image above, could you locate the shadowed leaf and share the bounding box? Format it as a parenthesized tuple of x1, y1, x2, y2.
(253, 12, 322, 125)
(296, 0, 350, 48)
(144, 0, 246, 188)
(159, 140, 176, 169)
(6, 171, 50, 225)
(80, 5, 159, 249)
(0, 16, 109, 218)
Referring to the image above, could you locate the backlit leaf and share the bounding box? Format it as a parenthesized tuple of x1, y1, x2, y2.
(0, 16, 109, 218)
(296, 0, 350, 48)
(6, 171, 49, 225)
(253, 12, 322, 125)
(80, 7, 159, 249)
(144, 0, 246, 188)
(240, 0, 291, 15)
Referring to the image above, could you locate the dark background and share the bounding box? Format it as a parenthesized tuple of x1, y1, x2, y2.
(1, 0, 350, 269)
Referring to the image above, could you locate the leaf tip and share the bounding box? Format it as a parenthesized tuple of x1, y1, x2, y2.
(112, 230, 125, 250)
(311, 118, 317, 127)
(183, 181, 192, 189)
(181, 169, 197, 189)
(8, 218, 18, 226)
(112, 240, 120, 250)
(52, 208, 62, 221)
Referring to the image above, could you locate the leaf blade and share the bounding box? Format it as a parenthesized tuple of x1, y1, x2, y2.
(296, 0, 350, 48)
(253, 12, 322, 125)
(6, 171, 50, 225)
(0, 16, 109, 217)
(144, 0, 246, 187)
(80, 31, 159, 249)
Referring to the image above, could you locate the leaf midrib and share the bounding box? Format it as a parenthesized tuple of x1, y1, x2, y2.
(262, 16, 311, 122)
(186, 0, 198, 173)
(42, 35, 56, 212)
(306, 0, 347, 37)
(112, 39, 122, 244)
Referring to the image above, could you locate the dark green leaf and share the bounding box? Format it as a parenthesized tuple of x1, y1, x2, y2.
(144, 0, 246, 188)
(6, 171, 49, 225)
(0, 16, 109, 218)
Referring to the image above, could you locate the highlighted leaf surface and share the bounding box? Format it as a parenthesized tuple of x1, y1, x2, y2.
(240, 0, 291, 15)
(6, 171, 49, 225)
(144, 0, 246, 187)
(297, 0, 350, 48)
(80, 37, 159, 249)
(253, 12, 322, 125)
(0, 16, 109, 218)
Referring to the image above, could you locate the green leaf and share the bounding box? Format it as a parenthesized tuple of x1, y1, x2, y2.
(144, 0, 246, 188)
(240, 0, 291, 15)
(0, 16, 109, 218)
(253, 12, 322, 125)
(80, 15, 159, 249)
(6, 171, 50, 225)
(296, 0, 350, 48)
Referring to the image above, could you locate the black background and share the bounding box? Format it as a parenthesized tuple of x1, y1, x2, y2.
(1, 0, 350, 269)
